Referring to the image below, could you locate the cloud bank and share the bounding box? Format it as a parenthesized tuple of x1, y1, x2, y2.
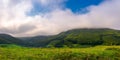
(0, 0, 120, 37)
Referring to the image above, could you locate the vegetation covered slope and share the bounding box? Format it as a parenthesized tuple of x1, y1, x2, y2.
(47, 28, 120, 47)
(1, 28, 120, 47)
(19, 36, 54, 47)
(0, 34, 24, 45)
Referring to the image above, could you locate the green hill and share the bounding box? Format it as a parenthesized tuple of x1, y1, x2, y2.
(19, 36, 54, 47)
(1, 28, 120, 47)
(0, 34, 24, 45)
(47, 28, 120, 47)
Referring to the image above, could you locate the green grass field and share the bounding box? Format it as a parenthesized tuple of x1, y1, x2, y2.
(0, 45, 120, 60)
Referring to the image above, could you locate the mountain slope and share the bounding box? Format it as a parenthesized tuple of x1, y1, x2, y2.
(14, 28, 120, 47)
(19, 36, 55, 47)
(47, 28, 120, 47)
(0, 34, 24, 45)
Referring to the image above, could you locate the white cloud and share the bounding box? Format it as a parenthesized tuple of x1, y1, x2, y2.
(39, 0, 65, 6)
(0, 0, 120, 37)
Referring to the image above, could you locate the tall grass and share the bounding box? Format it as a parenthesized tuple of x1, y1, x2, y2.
(0, 45, 120, 60)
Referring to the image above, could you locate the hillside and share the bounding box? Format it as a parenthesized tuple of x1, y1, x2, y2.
(47, 28, 120, 47)
(1, 28, 120, 47)
(0, 34, 24, 45)
(19, 36, 54, 47)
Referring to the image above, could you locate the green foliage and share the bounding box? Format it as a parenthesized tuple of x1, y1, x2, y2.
(105, 47, 120, 51)
(0, 34, 24, 45)
(0, 46, 120, 60)
(1, 28, 120, 48)
(47, 28, 120, 47)
(0, 44, 22, 48)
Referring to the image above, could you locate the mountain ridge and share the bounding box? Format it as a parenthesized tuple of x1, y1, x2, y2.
(0, 28, 120, 47)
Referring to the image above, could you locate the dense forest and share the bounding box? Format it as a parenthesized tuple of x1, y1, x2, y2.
(0, 28, 120, 48)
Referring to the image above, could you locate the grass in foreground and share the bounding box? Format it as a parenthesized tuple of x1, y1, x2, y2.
(0, 45, 120, 60)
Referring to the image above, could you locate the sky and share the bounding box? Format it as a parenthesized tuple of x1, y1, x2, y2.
(0, 0, 120, 37)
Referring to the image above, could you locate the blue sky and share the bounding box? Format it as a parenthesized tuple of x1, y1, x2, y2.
(29, 0, 104, 16)
(65, 0, 104, 13)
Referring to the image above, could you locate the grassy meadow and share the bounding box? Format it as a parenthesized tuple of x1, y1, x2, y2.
(0, 45, 120, 60)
